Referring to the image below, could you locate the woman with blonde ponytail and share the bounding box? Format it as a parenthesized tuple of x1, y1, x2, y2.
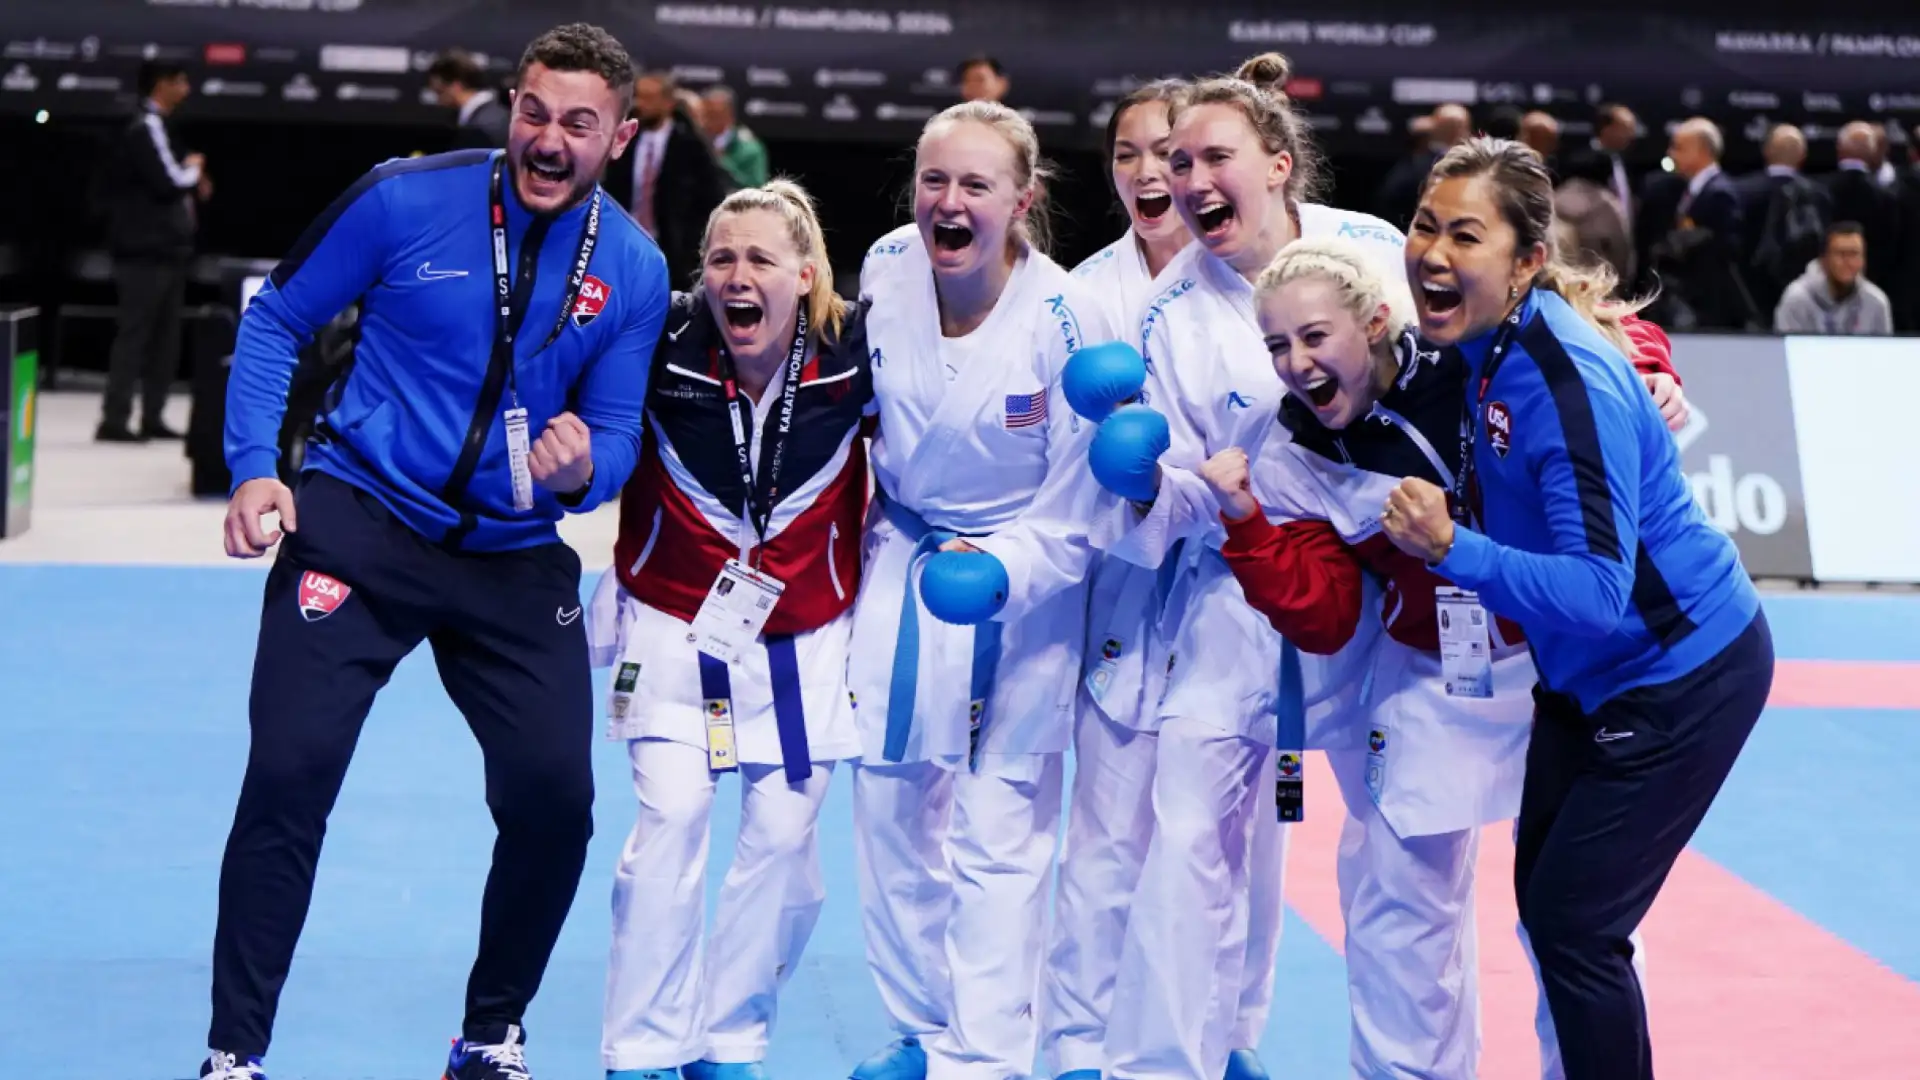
(588, 179, 877, 1080)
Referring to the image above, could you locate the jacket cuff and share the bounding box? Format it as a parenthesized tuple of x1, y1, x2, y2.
(1434, 525, 1495, 589)
(227, 448, 281, 494)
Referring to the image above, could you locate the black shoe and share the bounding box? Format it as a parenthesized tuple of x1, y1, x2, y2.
(141, 419, 184, 440)
(95, 422, 145, 443)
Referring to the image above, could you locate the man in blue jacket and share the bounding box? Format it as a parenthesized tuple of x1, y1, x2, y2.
(201, 23, 669, 1080)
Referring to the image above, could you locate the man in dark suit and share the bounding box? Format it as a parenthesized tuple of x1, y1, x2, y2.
(1825, 121, 1903, 300)
(98, 60, 209, 442)
(1373, 104, 1470, 230)
(603, 69, 728, 288)
(1736, 124, 1831, 314)
(1647, 117, 1756, 330)
(427, 49, 510, 149)
(1561, 103, 1643, 231)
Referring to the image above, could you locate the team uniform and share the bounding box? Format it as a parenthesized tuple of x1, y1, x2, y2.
(1094, 206, 1406, 1080)
(1219, 320, 1675, 1079)
(849, 224, 1115, 1080)
(586, 292, 874, 1073)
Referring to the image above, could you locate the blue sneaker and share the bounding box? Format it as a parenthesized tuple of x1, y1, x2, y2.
(1222, 1049, 1270, 1080)
(200, 1052, 267, 1080)
(444, 1024, 534, 1080)
(849, 1035, 928, 1080)
(682, 1063, 769, 1079)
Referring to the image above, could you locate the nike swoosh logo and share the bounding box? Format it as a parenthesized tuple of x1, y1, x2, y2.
(1594, 728, 1635, 743)
(417, 261, 469, 281)
(667, 321, 690, 341)
(556, 606, 582, 626)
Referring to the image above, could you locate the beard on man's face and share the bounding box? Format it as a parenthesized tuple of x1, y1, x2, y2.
(509, 140, 613, 214)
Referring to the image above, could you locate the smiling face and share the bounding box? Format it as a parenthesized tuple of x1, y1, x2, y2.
(912, 118, 1031, 280)
(506, 61, 636, 214)
(1167, 101, 1291, 274)
(1111, 99, 1182, 246)
(1258, 276, 1392, 430)
(1405, 173, 1545, 345)
(702, 207, 812, 360)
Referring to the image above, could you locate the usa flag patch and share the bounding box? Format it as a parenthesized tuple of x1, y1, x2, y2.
(1005, 389, 1047, 429)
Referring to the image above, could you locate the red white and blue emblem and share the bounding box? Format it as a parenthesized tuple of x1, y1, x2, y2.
(1005, 389, 1048, 429)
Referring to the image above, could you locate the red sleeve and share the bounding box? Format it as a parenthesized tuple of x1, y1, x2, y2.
(1218, 511, 1365, 655)
(1621, 313, 1679, 383)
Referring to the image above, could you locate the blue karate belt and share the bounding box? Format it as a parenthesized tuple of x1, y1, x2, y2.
(1274, 635, 1306, 822)
(697, 640, 812, 785)
(877, 491, 1003, 771)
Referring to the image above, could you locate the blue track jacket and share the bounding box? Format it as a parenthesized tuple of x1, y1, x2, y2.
(225, 149, 671, 551)
(1436, 288, 1760, 712)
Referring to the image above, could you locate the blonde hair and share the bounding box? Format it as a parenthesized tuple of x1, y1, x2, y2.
(1254, 237, 1415, 342)
(700, 178, 849, 343)
(1423, 136, 1651, 355)
(916, 100, 1056, 256)
(1168, 52, 1327, 205)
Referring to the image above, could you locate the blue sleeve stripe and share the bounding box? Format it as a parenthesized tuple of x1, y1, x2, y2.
(270, 149, 495, 289)
(1630, 541, 1699, 648)
(1520, 320, 1622, 561)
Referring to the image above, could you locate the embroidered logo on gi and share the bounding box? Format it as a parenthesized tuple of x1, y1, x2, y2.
(1226, 391, 1253, 410)
(1005, 389, 1048, 429)
(1484, 400, 1512, 458)
(1102, 638, 1123, 661)
(1046, 293, 1083, 355)
(1368, 729, 1387, 753)
(1277, 752, 1302, 778)
(572, 274, 610, 326)
(296, 571, 351, 622)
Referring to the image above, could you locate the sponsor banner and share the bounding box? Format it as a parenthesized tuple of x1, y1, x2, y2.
(1, 3, 1919, 146)
(1665, 335, 1814, 580)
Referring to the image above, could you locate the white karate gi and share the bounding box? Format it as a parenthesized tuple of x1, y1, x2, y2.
(849, 225, 1116, 1080)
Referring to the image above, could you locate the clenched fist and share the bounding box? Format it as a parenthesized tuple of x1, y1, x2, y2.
(530, 411, 594, 495)
(1198, 448, 1261, 522)
(1380, 476, 1455, 564)
(1642, 371, 1689, 433)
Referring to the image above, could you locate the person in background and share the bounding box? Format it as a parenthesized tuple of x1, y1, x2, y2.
(1520, 110, 1560, 177)
(1895, 125, 1920, 331)
(1773, 222, 1893, 335)
(202, 23, 671, 1080)
(1560, 104, 1641, 263)
(1824, 121, 1903, 299)
(1391, 135, 1773, 1080)
(427, 48, 510, 148)
(956, 54, 1009, 104)
(1648, 117, 1755, 330)
(1740, 124, 1831, 317)
(1374, 104, 1470, 230)
(702, 86, 771, 190)
(98, 59, 209, 443)
(609, 69, 730, 287)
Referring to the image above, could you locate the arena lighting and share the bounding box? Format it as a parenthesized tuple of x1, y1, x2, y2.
(33, 110, 47, 124)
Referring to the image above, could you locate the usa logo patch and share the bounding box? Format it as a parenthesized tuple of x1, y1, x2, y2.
(572, 274, 610, 326)
(296, 571, 351, 622)
(1484, 400, 1512, 458)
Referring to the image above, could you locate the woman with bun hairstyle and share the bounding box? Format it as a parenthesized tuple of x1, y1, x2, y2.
(1383, 136, 1769, 1080)
(1203, 232, 1681, 1080)
(1060, 52, 1404, 1080)
(589, 180, 874, 1080)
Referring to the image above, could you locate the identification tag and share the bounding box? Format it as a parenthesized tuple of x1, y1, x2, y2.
(609, 661, 640, 722)
(1365, 726, 1389, 804)
(1436, 586, 1494, 699)
(688, 560, 785, 666)
(703, 696, 739, 771)
(1086, 636, 1123, 703)
(504, 407, 535, 512)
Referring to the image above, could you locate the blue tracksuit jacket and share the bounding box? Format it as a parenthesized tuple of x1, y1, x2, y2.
(224, 148, 671, 551)
(1436, 288, 1760, 712)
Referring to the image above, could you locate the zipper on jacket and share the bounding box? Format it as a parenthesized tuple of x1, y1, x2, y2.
(827, 521, 846, 601)
(441, 213, 553, 547)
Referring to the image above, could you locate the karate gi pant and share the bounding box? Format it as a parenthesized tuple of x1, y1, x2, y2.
(1326, 751, 1650, 1080)
(1104, 716, 1288, 1080)
(852, 755, 1065, 1080)
(1041, 698, 1281, 1077)
(602, 739, 835, 1072)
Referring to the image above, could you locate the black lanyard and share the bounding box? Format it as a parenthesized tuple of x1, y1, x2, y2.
(488, 155, 602, 410)
(717, 302, 810, 555)
(1450, 304, 1523, 530)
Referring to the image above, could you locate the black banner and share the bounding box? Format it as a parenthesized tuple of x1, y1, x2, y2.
(2, 2, 1919, 151)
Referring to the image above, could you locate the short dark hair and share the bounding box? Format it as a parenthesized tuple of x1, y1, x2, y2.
(1827, 221, 1865, 245)
(515, 23, 636, 104)
(1484, 105, 1524, 140)
(1594, 102, 1631, 132)
(137, 61, 186, 98)
(426, 49, 487, 90)
(956, 54, 1004, 81)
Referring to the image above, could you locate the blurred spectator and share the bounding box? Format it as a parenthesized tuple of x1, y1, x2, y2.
(957, 55, 1009, 103)
(1373, 104, 1471, 228)
(426, 48, 509, 148)
(1774, 222, 1892, 335)
(1896, 125, 1920, 331)
(1484, 105, 1523, 140)
(1562, 103, 1640, 230)
(1520, 110, 1560, 175)
(97, 60, 208, 443)
(1645, 117, 1757, 330)
(701, 85, 769, 190)
(1742, 124, 1831, 315)
(675, 86, 708, 131)
(605, 69, 729, 287)
(1824, 122, 1902, 292)
(1554, 175, 1634, 292)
